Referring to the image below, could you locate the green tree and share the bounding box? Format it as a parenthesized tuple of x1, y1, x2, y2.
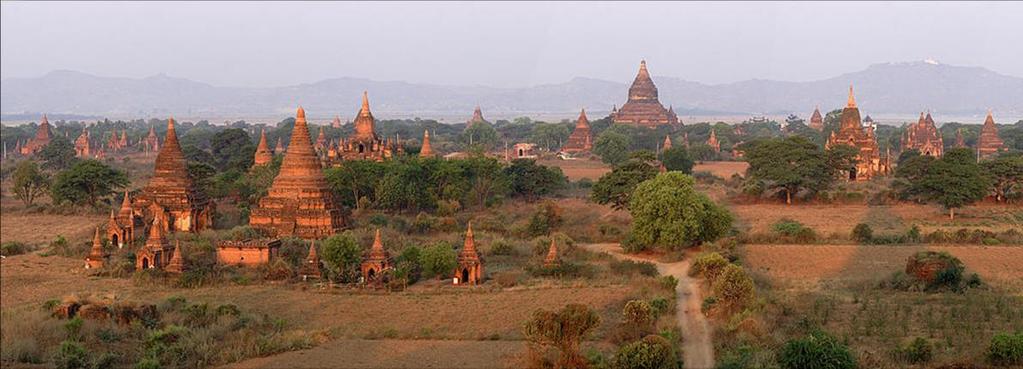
(745, 136, 838, 204)
(612, 335, 681, 369)
(591, 155, 659, 210)
(660, 146, 694, 173)
(505, 159, 566, 201)
(594, 130, 632, 165)
(711, 264, 755, 311)
(530, 122, 570, 151)
(50, 160, 129, 207)
(778, 330, 856, 369)
(919, 148, 990, 219)
(211, 128, 255, 172)
(325, 160, 388, 208)
(893, 151, 936, 202)
(462, 120, 499, 150)
(375, 159, 434, 213)
(458, 155, 508, 210)
(523, 304, 601, 369)
(11, 160, 49, 206)
(687, 143, 718, 162)
(321, 232, 363, 283)
(39, 136, 78, 170)
(420, 242, 457, 279)
(982, 154, 1023, 202)
(626, 172, 732, 251)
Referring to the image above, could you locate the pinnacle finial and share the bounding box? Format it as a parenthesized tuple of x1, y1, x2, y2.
(167, 116, 176, 131)
(296, 106, 306, 120)
(847, 85, 856, 108)
(361, 91, 370, 111)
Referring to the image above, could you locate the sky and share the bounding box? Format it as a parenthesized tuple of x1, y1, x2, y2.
(2, 1, 1021, 88)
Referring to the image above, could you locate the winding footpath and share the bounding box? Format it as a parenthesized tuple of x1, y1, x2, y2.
(583, 243, 715, 369)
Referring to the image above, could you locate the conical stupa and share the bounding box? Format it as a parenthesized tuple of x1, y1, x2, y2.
(134, 117, 214, 233)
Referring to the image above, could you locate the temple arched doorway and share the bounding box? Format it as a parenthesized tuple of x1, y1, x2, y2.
(111, 234, 119, 248)
(141, 257, 150, 269)
(461, 268, 470, 283)
(367, 268, 376, 280)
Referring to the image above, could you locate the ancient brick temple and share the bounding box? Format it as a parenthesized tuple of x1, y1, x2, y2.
(543, 238, 560, 267)
(330, 92, 398, 162)
(561, 109, 593, 154)
(74, 129, 91, 158)
(249, 107, 347, 239)
(331, 115, 342, 129)
(253, 127, 274, 167)
(165, 241, 186, 274)
(106, 130, 129, 152)
(361, 229, 392, 283)
(954, 129, 966, 148)
(216, 239, 280, 266)
(809, 107, 824, 131)
(454, 223, 484, 285)
(662, 135, 672, 151)
(902, 112, 944, 157)
(274, 138, 286, 154)
(143, 125, 160, 154)
(136, 215, 174, 270)
(419, 130, 434, 158)
(300, 241, 322, 280)
(825, 86, 890, 181)
(107, 191, 143, 248)
(612, 60, 679, 127)
(977, 111, 1005, 158)
(315, 126, 328, 152)
(85, 228, 107, 269)
(20, 115, 52, 155)
(707, 130, 721, 152)
(133, 118, 214, 233)
(468, 105, 487, 126)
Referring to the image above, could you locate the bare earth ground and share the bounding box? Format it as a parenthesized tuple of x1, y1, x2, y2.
(0, 213, 106, 246)
(537, 158, 609, 181)
(582, 243, 714, 369)
(743, 244, 1023, 291)
(225, 339, 524, 369)
(693, 161, 748, 179)
(729, 203, 1021, 236)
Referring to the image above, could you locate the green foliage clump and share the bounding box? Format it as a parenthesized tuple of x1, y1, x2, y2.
(894, 337, 932, 364)
(11, 160, 50, 206)
(320, 232, 363, 283)
(420, 242, 457, 279)
(778, 330, 856, 369)
(711, 264, 755, 312)
(594, 131, 632, 165)
(987, 331, 1023, 366)
(851, 223, 873, 244)
(505, 159, 566, 200)
(744, 136, 853, 204)
(612, 335, 681, 369)
(622, 300, 656, 330)
(523, 304, 601, 369)
(689, 252, 729, 283)
(591, 154, 659, 210)
(660, 147, 694, 174)
(50, 160, 129, 207)
(771, 219, 817, 243)
(526, 200, 563, 237)
(53, 340, 89, 369)
(1, 241, 33, 257)
(626, 172, 732, 251)
(609, 259, 658, 277)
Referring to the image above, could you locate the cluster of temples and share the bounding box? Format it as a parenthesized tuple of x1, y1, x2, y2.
(317, 92, 403, 165)
(902, 112, 944, 157)
(825, 86, 892, 181)
(611, 60, 679, 128)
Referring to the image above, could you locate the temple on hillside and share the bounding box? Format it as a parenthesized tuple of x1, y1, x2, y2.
(901, 112, 944, 157)
(977, 111, 1005, 158)
(611, 60, 679, 127)
(136, 214, 174, 270)
(20, 115, 52, 155)
(361, 229, 392, 283)
(543, 238, 560, 268)
(143, 125, 160, 154)
(249, 106, 347, 239)
(561, 109, 593, 154)
(85, 228, 107, 270)
(328, 92, 398, 162)
(454, 222, 484, 285)
(107, 191, 143, 248)
(809, 107, 824, 131)
(132, 118, 214, 232)
(74, 129, 92, 158)
(825, 86, 890, 180)
(419, 130, 434, 158)
(253, 128, 273, 167)
(707, 130, 721, 152)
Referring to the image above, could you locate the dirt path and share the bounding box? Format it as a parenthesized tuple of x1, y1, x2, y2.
(583, 243, 714, 369)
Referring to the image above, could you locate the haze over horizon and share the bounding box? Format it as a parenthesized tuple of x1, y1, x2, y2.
(3, 2, 1022, 88)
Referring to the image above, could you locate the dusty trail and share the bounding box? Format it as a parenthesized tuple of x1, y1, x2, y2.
(583, 243, 714, 369)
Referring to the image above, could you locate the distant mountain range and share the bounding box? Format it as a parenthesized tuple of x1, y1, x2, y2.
(2, 61, 1021, 120)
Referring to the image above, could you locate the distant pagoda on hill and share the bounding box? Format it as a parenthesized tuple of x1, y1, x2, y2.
(249, 106, 347, 239)
(611, 60, 679, 128)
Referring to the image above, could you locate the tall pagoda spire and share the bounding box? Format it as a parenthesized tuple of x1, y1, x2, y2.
(419, 130, 434, 157)
(847, 85, 857, 108)
(166, 240, 185, 273)
(543, 238, 560, 267)
(274, 137, 285, 154)
(253, 127, 273, 167)
(352, 92, 377, 141)
(85, 228, 106, 269)
(470, 105, 485, 123)
(463, 221, 477, 254)
(576, 108, 590, 128)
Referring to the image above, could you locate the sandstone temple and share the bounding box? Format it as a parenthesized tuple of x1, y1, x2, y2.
(361, 229, 392, 283)
(249, 106, 347, 239)
(132, 118, 215, 233)
(321, 92, 399, 163)
(454, 222, 484, 285)
(561, 109, 593, 154)
(611, 60, 679, 127)
(977, 111, 1006, 158)
(825, 86, 890, 180)
(20, 115, 52, 155)
(809, 107, 824, 131)
(253, 127, 274, 167)
(902, 112, 943, 157)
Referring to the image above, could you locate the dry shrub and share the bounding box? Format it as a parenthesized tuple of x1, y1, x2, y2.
(689, 252, 729, 282)
(711, 264, 755, 313)
(496, 271, 524, 288)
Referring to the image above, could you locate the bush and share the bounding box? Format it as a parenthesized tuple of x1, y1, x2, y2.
(778, 331, 856, 369)
(987, 332, 1023, 366)
(610, 259, 658, 277)
(489, 239, 517, 256)
(1, 241, 33, 256)
(54, 340, 89, 369)
(895, 337, 933, 364)
(622, 300, 655, 329)
(649, 298, 670, 317)
(421, 242, 457, 279)
(526, 200, 563, 237)
(851, 223, 873, 243)
(612, 335, 681, 369)
(771, 219, 817, 243)
(689, 252, 729, 282)
(711, 264, 755, 311)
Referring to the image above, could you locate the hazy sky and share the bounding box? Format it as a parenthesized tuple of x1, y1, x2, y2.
(2, 1, 1021, 88)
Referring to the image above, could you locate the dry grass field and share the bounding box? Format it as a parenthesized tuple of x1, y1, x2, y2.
(693, 161, 748, 179)
(537, 158, 609, 181)
(226, 339, 525, 369)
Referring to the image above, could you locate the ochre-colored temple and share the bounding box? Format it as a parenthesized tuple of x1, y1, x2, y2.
(662, 135, 673, 151)
(361, 229, 392, 283)
(300, 241, 322, 279)
(809, 107, 824, 131)
(74, 129, 92, 158)
(326, 92, 399, 162)
(825, 86, 890, 181)
(902, 112, 943, 157)
(136, 214, 173, 270)
(561, 109, 593, 154)
(954, 129, 966, 148)
(249, 107, 347, 239)
(707, 130, 721, 152)
(85, 228, 106, 270)
(133, 118, 214, 232)
(253, 127, 274, 167)
(454, 222, 484, 285)
(612, 60, 679, 127)
(977, 111, 1005, 158)
(20, 115, 53, 155)
(216, 239, 281, 266)
(419, 130, 434, 158)
(143, 125, 160, 154)
(107, 191, 143, 248)
(543, 238, 560, 268)
(165, 241, 186, 274)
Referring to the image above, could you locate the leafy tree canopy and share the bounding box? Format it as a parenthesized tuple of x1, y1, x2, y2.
(626, 172, 732, 251)
(50, 159, 129, 207)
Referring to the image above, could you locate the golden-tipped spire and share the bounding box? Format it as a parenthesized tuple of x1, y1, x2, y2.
(463, 221, 476, 252)
(361, 91, 370, 113)
(167, 116, 176, 132)
(847, 85, 857, 108)
(296, 106, 306, 121)
(372, 229, 384, 251)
